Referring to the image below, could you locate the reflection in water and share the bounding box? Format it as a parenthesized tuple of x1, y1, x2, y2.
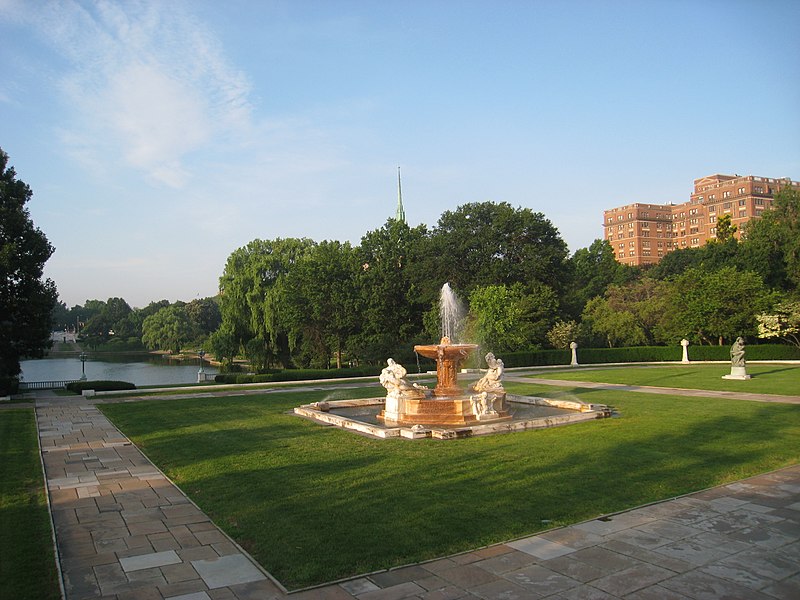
(20, 355, 218, 387)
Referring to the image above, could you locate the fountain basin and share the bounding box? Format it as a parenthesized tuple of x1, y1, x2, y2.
(295, 394, 612, 440)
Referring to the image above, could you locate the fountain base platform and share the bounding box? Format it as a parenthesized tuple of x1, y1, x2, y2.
(378, 395, 511, 426)
(295, 394, 611, 440)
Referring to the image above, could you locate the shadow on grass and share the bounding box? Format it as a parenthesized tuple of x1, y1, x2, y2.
(109, 393, 800, 590)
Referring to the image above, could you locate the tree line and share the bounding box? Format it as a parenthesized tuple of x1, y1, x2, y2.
(53, 188, 800, 370)
(3, 141, 799, 392)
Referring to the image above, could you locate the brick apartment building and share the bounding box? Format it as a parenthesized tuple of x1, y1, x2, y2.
(604, 173, 800, 266)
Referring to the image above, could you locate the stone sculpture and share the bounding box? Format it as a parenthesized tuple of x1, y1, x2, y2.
(723, 336, 751, 380)
(730, 337, 746, 367)
(471, 352, 507, 419)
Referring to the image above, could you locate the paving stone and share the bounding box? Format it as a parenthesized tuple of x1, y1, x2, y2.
(357, 581, 427, 600)
(370, 565, 434, 587)
(437, 563, 499, 588)
(620, 584, 691, 599)
(699, 548, 800, 589)
(164, 592, 212, 600)
(558, 585, 618, 599)
(568, 546, 642, 572)
(468, 577, 531, 599)
(474, 550, 537, 575)
(119, 549, 182, 572)
(191, 554, 266, 589)
(507, 536, 575, 559)
(589, 563, 673, 596)
(659, 569, 775, 600)
(339, 577, 380, 595)
(161, 560, 202, 584)
(227, 577, 284, 599)
(503, 563, 580, 596)
(540, 554, 606, 583)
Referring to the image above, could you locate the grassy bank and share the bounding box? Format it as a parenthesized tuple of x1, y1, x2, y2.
(0, 409, 61, 600)
(99, 381, 800, 589)
(529, 363, 800, 395)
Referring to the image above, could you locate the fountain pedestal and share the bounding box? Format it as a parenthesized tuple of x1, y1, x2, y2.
(378, 339, 511, 426)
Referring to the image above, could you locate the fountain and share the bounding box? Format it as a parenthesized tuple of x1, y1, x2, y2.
(294, 282, 610, 440)
(377, 284, 511, 426)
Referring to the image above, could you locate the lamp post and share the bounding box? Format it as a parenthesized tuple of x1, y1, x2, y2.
(79, 352, 88, 381)
(197, 349, 206, 383)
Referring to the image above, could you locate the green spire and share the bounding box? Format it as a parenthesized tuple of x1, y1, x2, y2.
(395, 167, 406, 223)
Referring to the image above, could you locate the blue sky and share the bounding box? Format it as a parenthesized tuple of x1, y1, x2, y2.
(2, 0, 798, 308)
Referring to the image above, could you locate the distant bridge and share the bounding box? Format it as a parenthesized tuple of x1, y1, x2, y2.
(18, 380, 80, 391)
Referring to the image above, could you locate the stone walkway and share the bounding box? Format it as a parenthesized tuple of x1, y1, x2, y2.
(33, 384, 800, 600)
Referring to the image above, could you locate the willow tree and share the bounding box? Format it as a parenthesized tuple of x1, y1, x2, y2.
(217, 238, 314, 369)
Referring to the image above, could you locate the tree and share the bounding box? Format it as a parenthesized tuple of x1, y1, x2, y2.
(741, 186, 800, 290)
(660, 267, 771, 345)
(280, 241, 362, 368)
(468, 282, 558, 352)
(715, 213, 737, 243)
(217, 238, 314, 369)
(757, 298, 800, 348)
(185, 297, 221, 337)
(546, 319, 583, 349)
(427, 201, 570, 295)
(0, 148, 58, 392)
(141, 305, 195, 354)
(581, 278, 667, 347)
(353, 220, 429, 362)
(565, 239, 634, 318)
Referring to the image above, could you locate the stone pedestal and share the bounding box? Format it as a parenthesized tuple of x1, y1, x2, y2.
(722, 366, 751, 380)
(570, 342, 579, 367)
(681, 339, 690, 363)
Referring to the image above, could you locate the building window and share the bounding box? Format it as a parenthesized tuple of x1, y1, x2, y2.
(689, 208, 698, 215)
(709, 194, 716, 200)
(755, 198, 764, 206)
(723, 202, 732, 209)
(709, 216, 717, 223)
(756, 210, 763, 216)
(690, 227, 698, 234)
(739, 210, 747, 217)
(697, 196, 704, 202)
(708, 205, 716, 213)
(738, 199, 746, 206)
(738, 187, 746, 195)
(723, 191, 731, 198)
(629, 232, 634, 238)
(643, 231, 649, 237)
(627, 212, 632, 219)
(618, 243, 624, 250)
(754, 186, 764, 193)
(629, 241, 635, 247)
(642, 221, 650, 228)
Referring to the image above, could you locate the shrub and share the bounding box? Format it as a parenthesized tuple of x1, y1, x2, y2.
(66, 380, 136, 393)
(500, 344, 800, 367)
(214, 366, 383, 384)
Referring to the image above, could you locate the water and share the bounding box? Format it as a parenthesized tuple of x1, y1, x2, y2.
(20, 355, 218, 387)
(440, 282, 466, 342)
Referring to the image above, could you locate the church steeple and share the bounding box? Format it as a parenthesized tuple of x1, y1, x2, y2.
(394, 167, 406, 223)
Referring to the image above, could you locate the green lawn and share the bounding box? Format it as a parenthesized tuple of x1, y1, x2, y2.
(98, 381, 800, 589)
(0, 409, 61, 600)
(528, 363, 800, 395)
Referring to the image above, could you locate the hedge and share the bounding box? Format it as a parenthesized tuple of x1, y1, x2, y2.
(66, 380, 136, 393)
(214, 365, 383, 385)
(501, 344, 800, 367)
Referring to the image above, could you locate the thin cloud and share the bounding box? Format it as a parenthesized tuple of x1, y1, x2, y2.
(23, 0, 253, 188)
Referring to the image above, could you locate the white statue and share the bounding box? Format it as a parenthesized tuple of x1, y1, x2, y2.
(473, 352, 505, 393)
(471, 352, 506, 417)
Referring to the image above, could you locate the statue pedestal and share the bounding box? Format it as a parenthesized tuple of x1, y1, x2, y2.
(722, 366, 750, 380)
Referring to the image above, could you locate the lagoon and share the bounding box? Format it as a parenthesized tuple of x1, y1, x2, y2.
(20, 354, 219, 387)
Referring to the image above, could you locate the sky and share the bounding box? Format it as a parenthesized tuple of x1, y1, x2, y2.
(1, 0, 799, 308)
